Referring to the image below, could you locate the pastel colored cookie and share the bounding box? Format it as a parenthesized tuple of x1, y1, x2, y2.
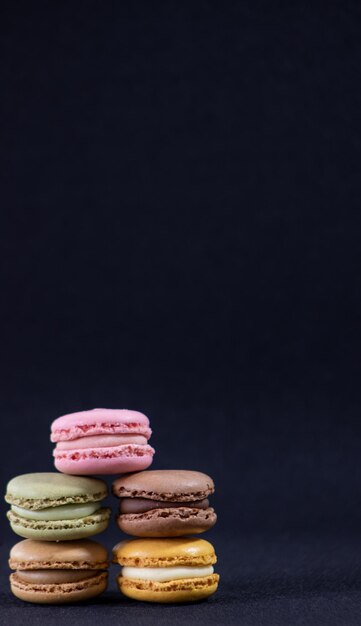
(51, 408, 155, 475)
(9, 539, 109, 603)
(5, 473, 111, 541)
(113, 537, 219, 603)
(112, 470, 217, 537)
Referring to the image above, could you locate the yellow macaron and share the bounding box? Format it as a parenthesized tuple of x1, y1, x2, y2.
(112, 537, 219, 603)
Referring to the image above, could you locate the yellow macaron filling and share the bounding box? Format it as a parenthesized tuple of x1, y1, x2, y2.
(121, 565, 214, 582)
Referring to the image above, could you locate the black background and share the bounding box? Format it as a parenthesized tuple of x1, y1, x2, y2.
(1, 1, 361, 624)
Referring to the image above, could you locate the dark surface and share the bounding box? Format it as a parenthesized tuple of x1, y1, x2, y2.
(1, 1, 361, 623)
(2, 532, 361, 625)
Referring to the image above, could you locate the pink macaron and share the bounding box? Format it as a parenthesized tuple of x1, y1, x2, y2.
(51, 409, 155, 475)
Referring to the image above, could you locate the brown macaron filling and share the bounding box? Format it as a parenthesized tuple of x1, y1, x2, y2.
(119, 498, 210, 515)
(15, 570, 100, 584)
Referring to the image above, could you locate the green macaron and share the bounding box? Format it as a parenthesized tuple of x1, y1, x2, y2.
(5, 473, 111, 541)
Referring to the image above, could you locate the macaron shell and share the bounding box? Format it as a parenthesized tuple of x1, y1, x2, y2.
(112, 470, 214, 501)
(7, 507, 111, 541)
(5, 473, 107, 510)
(117, 573, 219, 603)
(54, 447, 154, 475)
(51, 409, 151, 442)
(116, 507, 217, 537)
(9, 538, 109, 570)
(113, 538, 216, 567)
(10, 571, 108, 604)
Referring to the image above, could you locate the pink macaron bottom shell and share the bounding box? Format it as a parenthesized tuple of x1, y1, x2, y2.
(53, 444, 155, 475)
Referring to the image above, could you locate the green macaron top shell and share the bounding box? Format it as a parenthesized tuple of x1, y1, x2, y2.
(5, 473, 108, 510)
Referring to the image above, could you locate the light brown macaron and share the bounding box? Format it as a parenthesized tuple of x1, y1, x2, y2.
(112, 470, 217, 537)
(113, 537, 219, 603)
(9, 539, 109, 603)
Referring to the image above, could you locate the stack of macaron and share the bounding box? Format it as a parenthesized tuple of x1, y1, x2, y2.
(112, 470, 219, 602)
(5, 407, 219, 605)
(5, 473, 112, 603)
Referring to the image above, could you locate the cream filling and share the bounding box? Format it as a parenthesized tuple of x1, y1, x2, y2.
(121, 565, 214, 582)
(11, 502, 101, 521)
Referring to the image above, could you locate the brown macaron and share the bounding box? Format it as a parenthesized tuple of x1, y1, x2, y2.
(112, 470, 217, 537)
(9, 539, 109, 603)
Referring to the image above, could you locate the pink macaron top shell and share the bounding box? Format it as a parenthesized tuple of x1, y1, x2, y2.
(51, 409, 151, 442)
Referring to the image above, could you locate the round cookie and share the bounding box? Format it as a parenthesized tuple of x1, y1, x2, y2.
(5, 473, 111, 540)
(9, 539, 109, 603)
(113, 537, 219, 603)
(112, 470, 217, 537)
(51, 408, 155, 475)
